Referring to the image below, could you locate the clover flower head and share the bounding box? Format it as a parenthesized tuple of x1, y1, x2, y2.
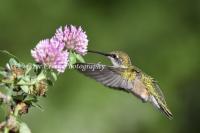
(31, 39, 69, 73)
(54, 25, 88, 55)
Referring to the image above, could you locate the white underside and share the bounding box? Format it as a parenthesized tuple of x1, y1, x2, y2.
(108, 57, 127, 68)
(109, 57, 120, 67)
(149, 95, 160, 109)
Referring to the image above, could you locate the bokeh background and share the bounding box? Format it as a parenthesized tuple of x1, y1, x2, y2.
(0, 0, 200, 133)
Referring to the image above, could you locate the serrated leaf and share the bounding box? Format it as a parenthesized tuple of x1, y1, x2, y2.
(21, 86, 29, 93)
(0, 50, 20, 62)
(19, 122, 31, 133)
(32, 64, 43, 75)
(75, 54, 85, 63)
(32, 64, 41, 71)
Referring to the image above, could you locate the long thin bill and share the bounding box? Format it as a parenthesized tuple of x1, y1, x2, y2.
(88, 50, 112, 57)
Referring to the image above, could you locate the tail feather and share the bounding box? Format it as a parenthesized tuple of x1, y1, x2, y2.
(150, 95, 173, 120)
(150, 82, 173, 120)
(159, 103, 173, 120)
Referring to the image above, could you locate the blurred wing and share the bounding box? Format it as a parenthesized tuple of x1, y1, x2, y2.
(75, 63, 134, 93)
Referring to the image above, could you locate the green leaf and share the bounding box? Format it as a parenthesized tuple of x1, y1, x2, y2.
(32, 64, 42, 73)
(37, 71, 46, 81)
(19, 122, 31, 133)
(75, 53, 85, 63)
(22, 76, 31, 82)
(21, 86, 29, 93)
(13, 95, 24, 101)
(0, 71, 7, 77)
(69, 52, 77, 66)
(25, 64, 32, 75)
(46, 79, 54, 86)
(31, 102, 44, 111)
(24, 95, 37, 103)
(50, 71, 57, 81)
(9, 58, 19, 66)
(30, 78, 37, 85)
(0, 50, 20, 62)
(17, 79, 26, 85)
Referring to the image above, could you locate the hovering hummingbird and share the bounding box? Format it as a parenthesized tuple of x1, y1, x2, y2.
(76, 50, 173, 119)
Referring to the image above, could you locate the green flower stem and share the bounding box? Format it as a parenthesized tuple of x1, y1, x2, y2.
(16, 83, 35, 86)
(3, 127, 9, 133)
(0, 79, 13, 84)
(14, 106, 20, 117)
(0, 79, 35, 86)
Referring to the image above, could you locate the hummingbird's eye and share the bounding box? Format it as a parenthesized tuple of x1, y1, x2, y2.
(111, 54, 117, 58)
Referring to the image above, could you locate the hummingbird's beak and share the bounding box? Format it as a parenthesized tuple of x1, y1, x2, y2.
(88, 50, 112, 57)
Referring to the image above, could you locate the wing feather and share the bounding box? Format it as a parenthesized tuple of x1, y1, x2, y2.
(75, 63, 149, 101)
(75, 63, 132, 92)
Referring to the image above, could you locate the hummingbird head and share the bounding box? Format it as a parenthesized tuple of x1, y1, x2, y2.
(88, 50, 132, 68)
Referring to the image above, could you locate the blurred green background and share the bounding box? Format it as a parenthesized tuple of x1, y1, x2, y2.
(0, 0, 200, 133)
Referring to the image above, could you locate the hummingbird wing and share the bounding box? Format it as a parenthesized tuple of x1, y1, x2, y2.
(75, 63, 149, 102)
(74, 63, 133, 93)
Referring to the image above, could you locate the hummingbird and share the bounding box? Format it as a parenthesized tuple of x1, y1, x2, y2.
(75, 50, 173, 119)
